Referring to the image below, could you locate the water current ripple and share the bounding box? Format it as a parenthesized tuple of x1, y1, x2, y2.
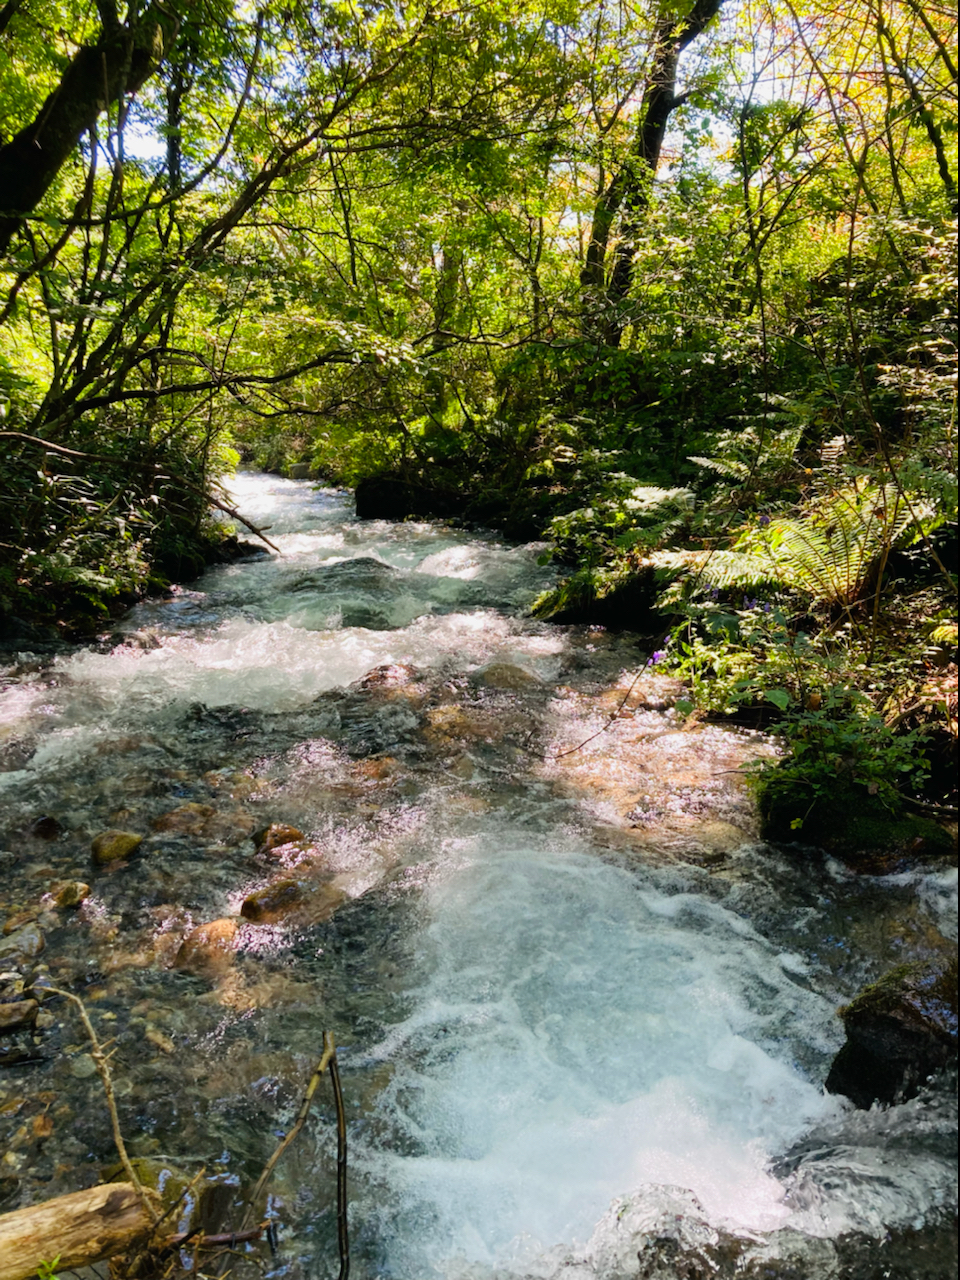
(0, 472, 955, 1280)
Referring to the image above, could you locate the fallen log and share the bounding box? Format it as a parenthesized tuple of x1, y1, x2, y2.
(0, 1182, 153, 1280)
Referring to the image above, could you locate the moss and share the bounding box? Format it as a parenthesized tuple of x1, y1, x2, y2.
(758, 778, 956, 866)
(839, 956, 957, 1043)
(532, 564, 662, 632)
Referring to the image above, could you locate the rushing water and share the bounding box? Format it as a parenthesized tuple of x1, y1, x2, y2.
(0, 473, 956, 1279)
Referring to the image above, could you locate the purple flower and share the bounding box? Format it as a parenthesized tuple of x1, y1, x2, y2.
(758, 513, 771, 527)
(646, 649, 666, 666)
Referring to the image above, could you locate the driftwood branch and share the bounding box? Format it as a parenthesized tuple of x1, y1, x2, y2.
(241, 1033, 337, 1232)
(0, 995, 349, 1278)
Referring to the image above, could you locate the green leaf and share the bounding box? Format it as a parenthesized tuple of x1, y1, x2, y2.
(762, 688, 791, 711)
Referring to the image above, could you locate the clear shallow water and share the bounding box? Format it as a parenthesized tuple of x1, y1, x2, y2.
(0, 473, 955, 1279)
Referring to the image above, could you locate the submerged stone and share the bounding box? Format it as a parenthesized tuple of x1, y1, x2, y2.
(46, 880, 89, 908)
(474, 661, 541, 689)
(826, 956, 958, 1108)
(240, 877, 346, 925)
(91, 829, 143, 864)
(240, 878, 306, 922)
(0, 922, 45, 962)
(2, 910, 37, 936)
(30, 815, 62, 840)
(0, 999, 38, 1034)
(174, 918, 239, 975)
(151, 803, 216, 834)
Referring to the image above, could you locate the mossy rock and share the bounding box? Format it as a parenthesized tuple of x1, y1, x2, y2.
(102, 1158, 232, 1234)
(532, 565, 662, 633)
(825, 957, 957, 1108)
(758, 780, 956, 870)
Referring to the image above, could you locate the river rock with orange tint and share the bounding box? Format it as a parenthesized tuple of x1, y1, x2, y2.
(174, 918, 239, 975)
(240, 877, 346, 925)
(252, 823, 305, 856)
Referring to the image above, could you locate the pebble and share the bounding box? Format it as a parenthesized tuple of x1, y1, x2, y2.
(0, 1000, 38, 1033)
(69, 1054, 98, 1079)
(0, 923, 45, 962)
(91, 830, 143, 864)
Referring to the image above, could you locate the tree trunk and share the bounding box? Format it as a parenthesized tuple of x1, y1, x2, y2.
(0, 1182, 154, 1280)
(0, 6, 167, 254)
(581, 0, 724, 346)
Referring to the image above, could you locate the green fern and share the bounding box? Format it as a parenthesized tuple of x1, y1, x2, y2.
(653, 548, 781, 605)
(767, 484, 916, 606)
(656, 483, 924, 609)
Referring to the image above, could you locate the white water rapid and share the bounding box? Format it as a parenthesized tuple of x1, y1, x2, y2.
(0, 473, 955, 1280)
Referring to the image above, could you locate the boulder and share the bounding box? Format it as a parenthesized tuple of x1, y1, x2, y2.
(0, 1001, 38, 1035)
(91, 830, 143, 865)
(532, 564, 661, 632)
(586, 1186, 749, 1280)
(288, 462, 311, 480)
(825, 957, 958, 1108)
(759, 781, 956, 870)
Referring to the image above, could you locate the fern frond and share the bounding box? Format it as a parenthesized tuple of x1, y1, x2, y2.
(650, 549, 782, 605)
(687, 456, 751, 479)
(769, 484, 917, 605)
(624, 485, 696, 514)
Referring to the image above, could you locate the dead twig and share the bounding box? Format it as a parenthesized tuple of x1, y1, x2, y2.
(240, 1032, 337, 1233)
(44, 987, 160, 1227)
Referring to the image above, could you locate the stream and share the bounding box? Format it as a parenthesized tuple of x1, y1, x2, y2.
(1, 472, 956, 1279)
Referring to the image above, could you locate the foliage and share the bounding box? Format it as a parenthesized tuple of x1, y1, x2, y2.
(749, 697, 931, 830)
(0, 0, 955, 814)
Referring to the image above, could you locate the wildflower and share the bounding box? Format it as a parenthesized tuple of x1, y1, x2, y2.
(646, 649, 666, 666)
(758, 513, 771, 527)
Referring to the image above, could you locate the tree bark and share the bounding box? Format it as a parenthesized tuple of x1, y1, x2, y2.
(581, 0, 724, 346)
(0, 1182, 154, 1280)
(0, 5, 167, 254)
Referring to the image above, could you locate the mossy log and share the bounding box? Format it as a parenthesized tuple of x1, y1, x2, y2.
(0, 1182, 152, 1280)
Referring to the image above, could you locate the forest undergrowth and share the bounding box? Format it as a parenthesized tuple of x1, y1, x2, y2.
(1, 0, 956, 840)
